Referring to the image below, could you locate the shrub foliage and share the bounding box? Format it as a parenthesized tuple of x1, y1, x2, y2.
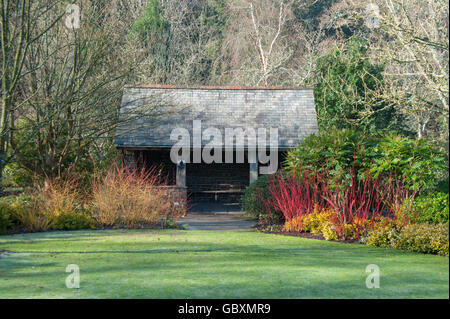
(366, 222, 449, 256)
(0, 164, 187, 233)
(92, 164, 186, 228)
(241, 174, 282, 224)
(285, 131, 447, 193)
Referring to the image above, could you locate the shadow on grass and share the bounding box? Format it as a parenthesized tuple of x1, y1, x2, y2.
(1, 230, 448, 298)
(2, 251, 447, 298)
(0, 229, 182, 241)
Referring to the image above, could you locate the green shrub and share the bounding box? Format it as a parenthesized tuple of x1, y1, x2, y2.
(393, 223, 449, 256)
(285, 130, 447, 193)
(365, 220, 400, 248)
(366, 221, 449, 256)
(52, 210, 96, 230)
(284, 129, 376, 184)
(0, 203, 14, 234)
(241, 174, 282, 224)
(129, 0, 169, 41)
(312, 36, 397, 133)
(370, 134, 447, 192)
(436, 179, 449, 194)
(3, 163, 34, 188)
(411, 192, 449, 224)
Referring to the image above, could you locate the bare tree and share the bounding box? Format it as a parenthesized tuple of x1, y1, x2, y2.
(221, 0, 322, 86)
(0, 0, 65, 186)
(319, 0, 448, 146)
(133, 0, 227, 85)
(375, 0, 448, 145)
(222, 0, 293, 85)
(248, 1, 289, 85)
(7, 0, 179, 179)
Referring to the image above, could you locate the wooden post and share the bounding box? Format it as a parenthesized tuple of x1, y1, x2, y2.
(176, 160, 186, 187)
(137, 150, 144, 170)
(249, 162, 258, 184)
(123, 149, 137, 172)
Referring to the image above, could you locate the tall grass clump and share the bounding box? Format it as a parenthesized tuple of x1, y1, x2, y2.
(92, 164, 186, 228)
(11, 176, 82, 232)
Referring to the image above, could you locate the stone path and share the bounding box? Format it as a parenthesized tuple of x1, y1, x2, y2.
(177, 202, 258, 231)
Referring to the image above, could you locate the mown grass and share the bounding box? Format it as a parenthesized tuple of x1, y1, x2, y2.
(0, 229, 448, 298)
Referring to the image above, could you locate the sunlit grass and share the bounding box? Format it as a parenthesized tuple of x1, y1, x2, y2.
(0, 229, 448, 298)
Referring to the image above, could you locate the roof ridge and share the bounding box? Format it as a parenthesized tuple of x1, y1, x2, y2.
(125, 84, 313, 90)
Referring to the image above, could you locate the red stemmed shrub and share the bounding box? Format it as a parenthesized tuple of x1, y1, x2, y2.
(263, 171, 329, 230)
(325, 171, 416, 239)
(262, 167, 418, 240)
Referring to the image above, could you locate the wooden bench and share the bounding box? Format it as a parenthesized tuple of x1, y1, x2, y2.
(190, 189, 244, 201)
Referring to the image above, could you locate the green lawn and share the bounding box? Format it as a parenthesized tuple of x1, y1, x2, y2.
(0, 229, 448, 298)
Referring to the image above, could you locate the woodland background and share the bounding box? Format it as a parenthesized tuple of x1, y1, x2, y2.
(0, 0, 448, 184)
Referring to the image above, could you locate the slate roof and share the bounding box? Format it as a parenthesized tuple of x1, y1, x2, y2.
(115, 85, 318, 149)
